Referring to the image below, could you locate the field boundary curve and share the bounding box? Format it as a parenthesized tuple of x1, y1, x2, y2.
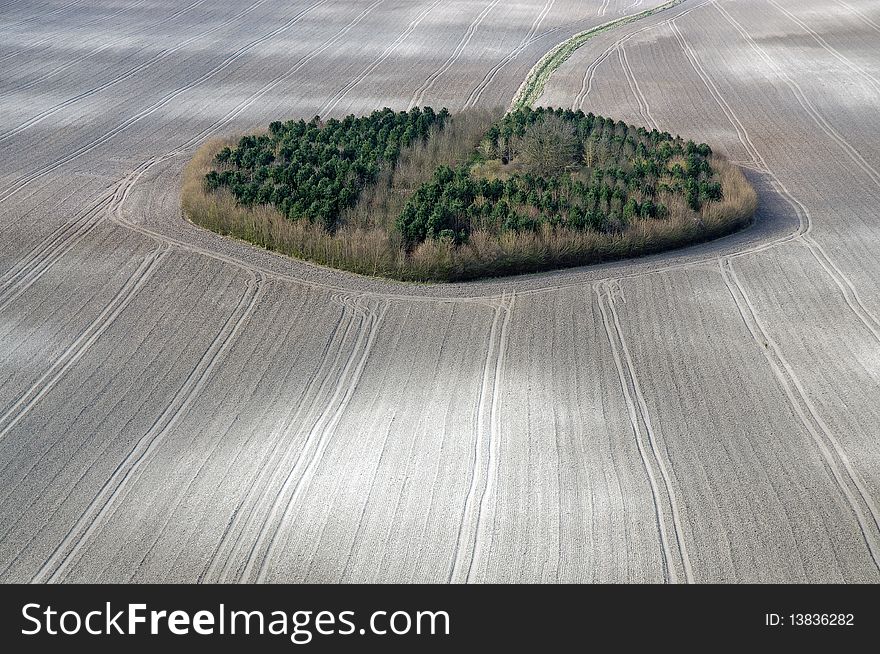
(510, 0, 685, 111)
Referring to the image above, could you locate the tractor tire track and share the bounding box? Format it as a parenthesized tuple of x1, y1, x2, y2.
(200, 296, 364, 583)
(714, 2, 880, 192)
(464, 293, 514, 583)
(0, 156, 173, 325)
(618, 41, 656, 129)
(408, 0, 501, 110)
(573, 1, 709, 110)
(769, 0, 880, 96)
(0, 195, 111, 314)
(0, 259, 218, 544)
(0, 0, 391, 213)
(0, 0, 208, 88)
(0, 0, 288, 146)
(319, 0, 442, 116)
(370, 306, 457, 581)
(513, 0, 558, 50)
(30, 271, 264, 583)
(832, 0, 880, 34)
(0, 0, 374, 306)
(124, 291, 303, 583)
(596, 281, 694, 583)
(242, 298, 388, 584)
(670, 13, 880, 344)
(0, 243, 169, 444)
(447, 293, 512, 583)
(719, 257, 880, 572)
(464, 0, 560, 109)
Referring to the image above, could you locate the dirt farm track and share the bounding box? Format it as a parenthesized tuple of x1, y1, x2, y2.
(2, 0, 880, 583)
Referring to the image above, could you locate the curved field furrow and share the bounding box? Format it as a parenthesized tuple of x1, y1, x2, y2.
(44, 281, 363, 583)
(610, 268, 879, 581)
(713, 2, 880, 191)
(353, 304, 490, 583)
(463, 28, 560, 110)
(833, 0, 880, 33)
(0, 197, 109, 312)
(2, 0, 880, 584)
(468, 286, 670, 582)
(768, 0, 880, 96)
(318, 0, 445, 116)
(201, 295, 373, 583)
(465, 294, 514, 583)
(526, 0, 559, 43)
(0, 224, 160, 438)
(0, 0, 151, 68)
(540, 0, 880, 581)
(719, 258, 880, 572)
(95, 281, 318, 583)
(463, 0, 560, 108)
(0, 244, 168, 443)
(666, 12, 880, 349)
(448, 293, 513, 584)
(617, 42, 656, 129)
(243, 298, 388, 584)
(0, 0, 294, 145)
(257, 299, 493, 584)
(0, 0, 396, 222)
(31, 271, 264, 583)
(584, 2, 880, 562)
(570, 0, 708, 110)
(0, 0, 210, 92)
(0, 252, 253, 582)
(408, 0, 501, 110)
(0, 0, 86, 32)
(596, 282, 693, 583)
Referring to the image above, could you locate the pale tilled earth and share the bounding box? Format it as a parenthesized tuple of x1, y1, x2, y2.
(1, 0, 879, 583)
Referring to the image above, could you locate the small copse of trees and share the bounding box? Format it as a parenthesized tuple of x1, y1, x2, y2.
(189, 106, 755, 281)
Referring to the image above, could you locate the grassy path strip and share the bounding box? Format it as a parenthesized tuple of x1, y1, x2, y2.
(510, 0, 685, 111)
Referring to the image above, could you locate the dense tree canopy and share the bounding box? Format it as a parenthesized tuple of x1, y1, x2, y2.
(193, 106, 753, 282)
(204, 106, 723, 250)
(397, 106, 721, 245)
(204, 107, 448, 231)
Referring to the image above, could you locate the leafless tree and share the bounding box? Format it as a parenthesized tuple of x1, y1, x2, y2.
(520, 114, 578, 175)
